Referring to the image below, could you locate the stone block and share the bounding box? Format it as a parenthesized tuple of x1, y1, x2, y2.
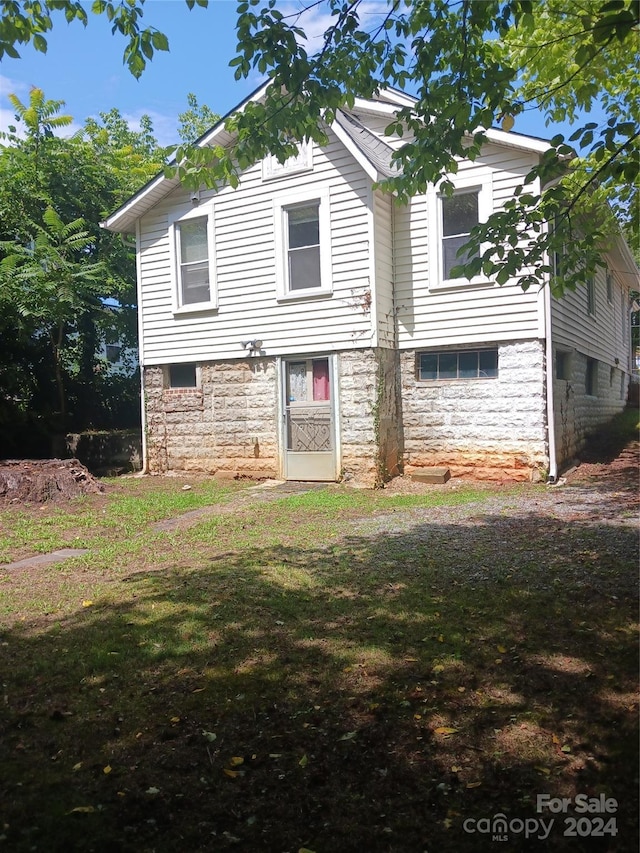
(411, 467, 451, 484)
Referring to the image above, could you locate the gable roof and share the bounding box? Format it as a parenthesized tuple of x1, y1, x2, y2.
(101, 83, 550, 234)
(333, 109, 398, 180)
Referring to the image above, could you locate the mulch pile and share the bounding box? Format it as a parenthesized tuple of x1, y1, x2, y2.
(0, 458, 105, 503)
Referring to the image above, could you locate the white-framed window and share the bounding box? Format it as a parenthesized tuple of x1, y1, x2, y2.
(586, 276, 596, 316)
(606, 269, 614, 304)
(105, 343, 122, 364)
(274, 187, 332, 300)
(427, 169, 493, 289)
(417, 348, 498, 381)
(263, 140, 312, 181)
(169, 204, 216, 313)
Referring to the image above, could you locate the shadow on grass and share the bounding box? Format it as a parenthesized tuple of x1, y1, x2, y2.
(1, 510, 638, 853)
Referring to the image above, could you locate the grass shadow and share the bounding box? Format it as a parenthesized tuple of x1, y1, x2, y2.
(1, 504, 637, 852)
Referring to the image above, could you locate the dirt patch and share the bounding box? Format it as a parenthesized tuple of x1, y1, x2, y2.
(0, 458, 105, 503)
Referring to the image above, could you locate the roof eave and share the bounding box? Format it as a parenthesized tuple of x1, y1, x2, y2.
(101, 81, 271, 234)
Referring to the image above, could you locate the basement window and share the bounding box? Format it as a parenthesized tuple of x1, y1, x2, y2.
(167, 363, 197, 388)
(585, 358, 598, 396)
(418, 349, 498, 381)
(556, 351, 572, 381)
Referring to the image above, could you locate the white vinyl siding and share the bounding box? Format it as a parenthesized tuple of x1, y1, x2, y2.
(551, 258, 632, 465)
(396, 146, 545, 349)
(551, 263, 630, 367)
(137, 128, 374, 364)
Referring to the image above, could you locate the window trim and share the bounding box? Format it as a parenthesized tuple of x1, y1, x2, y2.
(168, 203, 217, 314)
(427, 169, 493, 290)
(274, 187, 332, 301)
(417, 348, 499, 382)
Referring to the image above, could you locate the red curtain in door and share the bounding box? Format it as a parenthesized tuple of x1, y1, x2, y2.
(312, 359, 330, 401)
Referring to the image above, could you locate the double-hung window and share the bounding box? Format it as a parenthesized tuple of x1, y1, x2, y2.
(169, 205, 216, 312)
(441, 191, 480, 280)
(274, 188, 331, 300)
(287, 203, 321, 291)
(427, 170, 492, 289)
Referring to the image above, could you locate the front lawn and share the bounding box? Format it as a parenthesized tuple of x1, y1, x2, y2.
(0, 462, 637, 852)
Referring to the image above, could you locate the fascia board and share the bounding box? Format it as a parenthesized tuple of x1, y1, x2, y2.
(484, 127, 551, 155)
(330, 119, 380, 182)
(352, 98, 400, 117)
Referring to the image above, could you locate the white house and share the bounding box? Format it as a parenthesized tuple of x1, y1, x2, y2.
(102, 85, 639, 485)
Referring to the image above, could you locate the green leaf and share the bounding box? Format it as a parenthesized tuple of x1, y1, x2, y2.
(151, 31, 169, 52)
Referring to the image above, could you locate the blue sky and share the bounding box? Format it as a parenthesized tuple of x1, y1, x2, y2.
(0, 1, 264, 145)
(0, 0, 571, 147)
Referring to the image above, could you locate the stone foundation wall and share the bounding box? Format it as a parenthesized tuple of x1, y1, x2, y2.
(145, 342, 558, 484)
(400, 340, 548, 481)
(554, 350, 630, 466)
(336, 350, 379, 486)
(144, 359, 279, 477)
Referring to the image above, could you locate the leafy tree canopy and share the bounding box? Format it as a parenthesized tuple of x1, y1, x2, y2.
(177, 92, 221, 143)
(1, 0, 638, 295)
(0, 87, 165, 440)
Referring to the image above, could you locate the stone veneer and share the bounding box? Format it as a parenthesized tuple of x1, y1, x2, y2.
(144, 349, 402, 485)
(400, 340, 548, 481)
(554, 349, 630, 466)
(337, 348, 402, 487)
(144, 359, 279, 477)
(144, 342, 558, 483)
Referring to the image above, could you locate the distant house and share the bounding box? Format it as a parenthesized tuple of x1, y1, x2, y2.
(102, 85, 639, 485)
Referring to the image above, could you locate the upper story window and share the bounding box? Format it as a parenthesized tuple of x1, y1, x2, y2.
(442, 191, 480, 280)
(105, 343, 122, 364)
(427, 169, 492, 290)
(287, 203, 321, 291)
(169, 204, 216, 313)
(177, 217, 210, 305)
(274, 187, 332, 300)
(606, 269, 613, 304)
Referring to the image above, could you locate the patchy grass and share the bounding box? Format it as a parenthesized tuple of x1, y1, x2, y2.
(0, 476, 240, 562)
(0, 459, 637, 852)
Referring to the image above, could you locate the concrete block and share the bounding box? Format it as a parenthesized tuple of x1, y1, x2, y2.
(411, 467, 451, 484)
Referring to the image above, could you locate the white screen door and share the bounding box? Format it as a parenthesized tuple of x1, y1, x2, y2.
(283, 357, 336, 481)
